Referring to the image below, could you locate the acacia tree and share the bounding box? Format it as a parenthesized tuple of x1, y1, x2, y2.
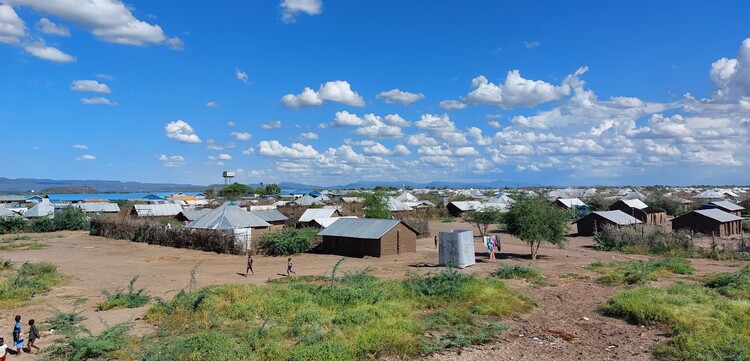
(503, 195, 570, 260)
(463, 208, 503, 237)
(218, 183, 250, 201)
(363, 191, 392, 219)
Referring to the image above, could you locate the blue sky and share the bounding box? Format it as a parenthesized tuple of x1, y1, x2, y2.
(1, 0, 749, 187)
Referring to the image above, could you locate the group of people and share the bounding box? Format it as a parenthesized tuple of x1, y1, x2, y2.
(0, 315, 40, 359)
(243, 254, 296, 277)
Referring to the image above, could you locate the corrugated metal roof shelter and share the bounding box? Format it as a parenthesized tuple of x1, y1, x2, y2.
(554, 198, 586, 209)
(672, 209, 743, 237)
(175, 209, 211, 222)
(24, 199, 55, 218)
(298, 208, 341, 223)
(73, 203, 120, 213)
(573, 210, 642, 236)
(131, 203, 184, 217)
(387, 197, 413, 212)
(0, 195, 28, 203)
(317, 218, 417, 257)
(187, 202, 270, 229)
(0, 206, 21, 217)
(295, 194, 325, 206)
(395, 192, 419, 203)
(446, 201, 483, 217)
(706, 200, 745, 216)
(312, 216, 358, 228)
(611, 199, 648, 210)
(250, 209, 288, 223)
(46, 193, 152, 202)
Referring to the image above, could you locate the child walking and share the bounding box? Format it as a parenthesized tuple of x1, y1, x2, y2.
(286, 257, 296, 276)
(12, 315, 23, 355)
(245, 254, 254, 276)
(27, 319, 40, 353)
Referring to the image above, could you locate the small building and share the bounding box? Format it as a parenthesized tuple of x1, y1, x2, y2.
(446, 201, 483, 217)
(317, 218, 417, 257)
(175, 209, 211, 223)
(297, 208, 343, 227)
(439, 230, 475, 268)
(573, 210, 642, 236)
(24, 198, 55, 218)
(131, 203, 184, 217)
(704, 201, 745, 217)
(610, 199, 666, 225)
(672, 209, 743, 237)
(679, 199, 695, 213)
(311, 216, 358, 228)
(250, 209, 289, 230)
(72, 202, 120, 214)
(554, 198, 586, 209)
(187, 202, 271, 252)
(386, 197, 413, 212)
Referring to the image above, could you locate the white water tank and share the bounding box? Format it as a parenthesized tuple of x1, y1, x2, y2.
(439, 230, 476, 268)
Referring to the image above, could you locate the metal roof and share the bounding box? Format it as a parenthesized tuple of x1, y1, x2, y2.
(387, 197, 413, 212)
(556, 198, 586, 208)
(132, 203, 184, 217)
(449, 201, 483, 211)
(318, 218, 402, 239)
(73, 203, 120, 213)
(187, 202, 270, 229)
(709, 201, 744, 212)
(298, 208, 338, 223)
(295, 194, 324, 206)
(341, 197, 364, 203)
(619, 199, 648, 210)
(313, 216, 358, 228)
(395, 192, 419, 202)
(46, 193, 153, 202)
(0, 195, 28, 202)
(0, 206, 21, 217)
(24, 199, 55, 218)
(178, 209, 211, 221)
(693, 209, 743, 222)
(579, 210, 642, 225)
(250, 209, 288, 222)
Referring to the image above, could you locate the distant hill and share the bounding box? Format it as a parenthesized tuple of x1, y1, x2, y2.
(0, 177, 205, 194)
(40, 186, 98, 194)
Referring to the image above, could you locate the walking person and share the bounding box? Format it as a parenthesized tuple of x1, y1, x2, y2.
(434, 235, 438, 249)
(245, 254, 254, 276)
(0, 337, 10, 361)
(27, 319, 40, 354)
(286, 257, 296, 276)
(11, 315, 23, 355)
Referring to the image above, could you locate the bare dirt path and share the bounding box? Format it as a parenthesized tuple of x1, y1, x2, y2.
(1, 221, 746, 360)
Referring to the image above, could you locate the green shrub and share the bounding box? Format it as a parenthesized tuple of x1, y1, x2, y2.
(258, 227, 318, 256)
(97, 276, 152, 311)
(28, 217, 58, 232)
(54, 206, 90, 231)
(45, 310, 88, 336)
(600, 281, 750, 360)
(704, 266, 750, 299)
(594, 224, 695, 257)
(0, 261, 63, 307)
(0, 216, 26, 234)
(586, 257, 693, 285)
(492, 264, 546, 285)
(45, 321, 132, 361)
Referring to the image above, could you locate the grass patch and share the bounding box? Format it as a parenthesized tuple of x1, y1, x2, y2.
(0, 261, 63, 308)
(97, 276, 152, 311)
(559, 273, 591, 280)
(600, 279, 750, 360)
(491, 264, 546, 285)
(586, 257, 693, 285)
(43, 310, 134, 361)
(137, 267, 533, 360)
(0, 240, 47, 251)
(704, 266, 750, 299)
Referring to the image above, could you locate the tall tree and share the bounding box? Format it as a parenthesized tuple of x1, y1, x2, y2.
(218, 183, 250, 201)
(503, 195, 570, 260)
(264, 183, 281, 195)
(363, 191, 392, 219)
(463, 208, 503, 237)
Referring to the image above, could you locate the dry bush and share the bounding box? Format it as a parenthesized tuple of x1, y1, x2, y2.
(90, 217, 244, 254)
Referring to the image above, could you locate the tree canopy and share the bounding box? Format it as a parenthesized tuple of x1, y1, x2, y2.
(503, 195, 570, 260)
(363, 191, 392, 219)
(218, 183, 249, 200)
(463, 208, 503, 237)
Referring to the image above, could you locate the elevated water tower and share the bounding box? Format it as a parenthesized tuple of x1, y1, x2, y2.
(222, 171, 235, 185)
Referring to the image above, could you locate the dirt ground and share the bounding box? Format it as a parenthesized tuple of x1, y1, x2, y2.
(2, 221, 747, 360)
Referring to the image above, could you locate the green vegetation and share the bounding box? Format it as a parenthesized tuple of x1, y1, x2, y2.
(257, 227, 319, 256)
(44, 310, 134, 361)
(463, 208, 503, 237)
(0, 215, 26, 234)
(491, 264, 546, 285)
(503, 195, 570, 260)
(136, 268, 533, 360)
(97, 276, 152, 311)
(0, 206, 89, 235)
(704, 266, 750, 299)
(218, 182, 250, 200)
(0, 261, 63, 308)
(362, 190, 392, 219)
(0, 234, 47, 251)
(600, 275, 750, 360)
(586, 257, 693, 285)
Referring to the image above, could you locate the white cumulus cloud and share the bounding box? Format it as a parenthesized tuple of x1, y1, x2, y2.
(465, 68, 581, 109)
(80, 97, 113, 105)
(37, 17, 69, 36)
(23, 42, 75, 63)
(439, 100, 467, 110)
(258, 140, 319, 159)
(165, 120, 201, 143)
(76, 154, 95, 161)
(376, 89, 425, 105)
(206, 101, 219, 107)
(0, 4, 26, 44)
(72, 144, 88, 149)
(282, 80, 364, 108)
(235, 67, 249, 84)
(262, 120, 282, 129)
(71, 80, 110, 93)
(230, 132, 252, 141)
(280, 0, 322, 23)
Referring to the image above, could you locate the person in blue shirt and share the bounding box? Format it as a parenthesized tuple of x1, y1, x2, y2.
(12, 315, 24, 354)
